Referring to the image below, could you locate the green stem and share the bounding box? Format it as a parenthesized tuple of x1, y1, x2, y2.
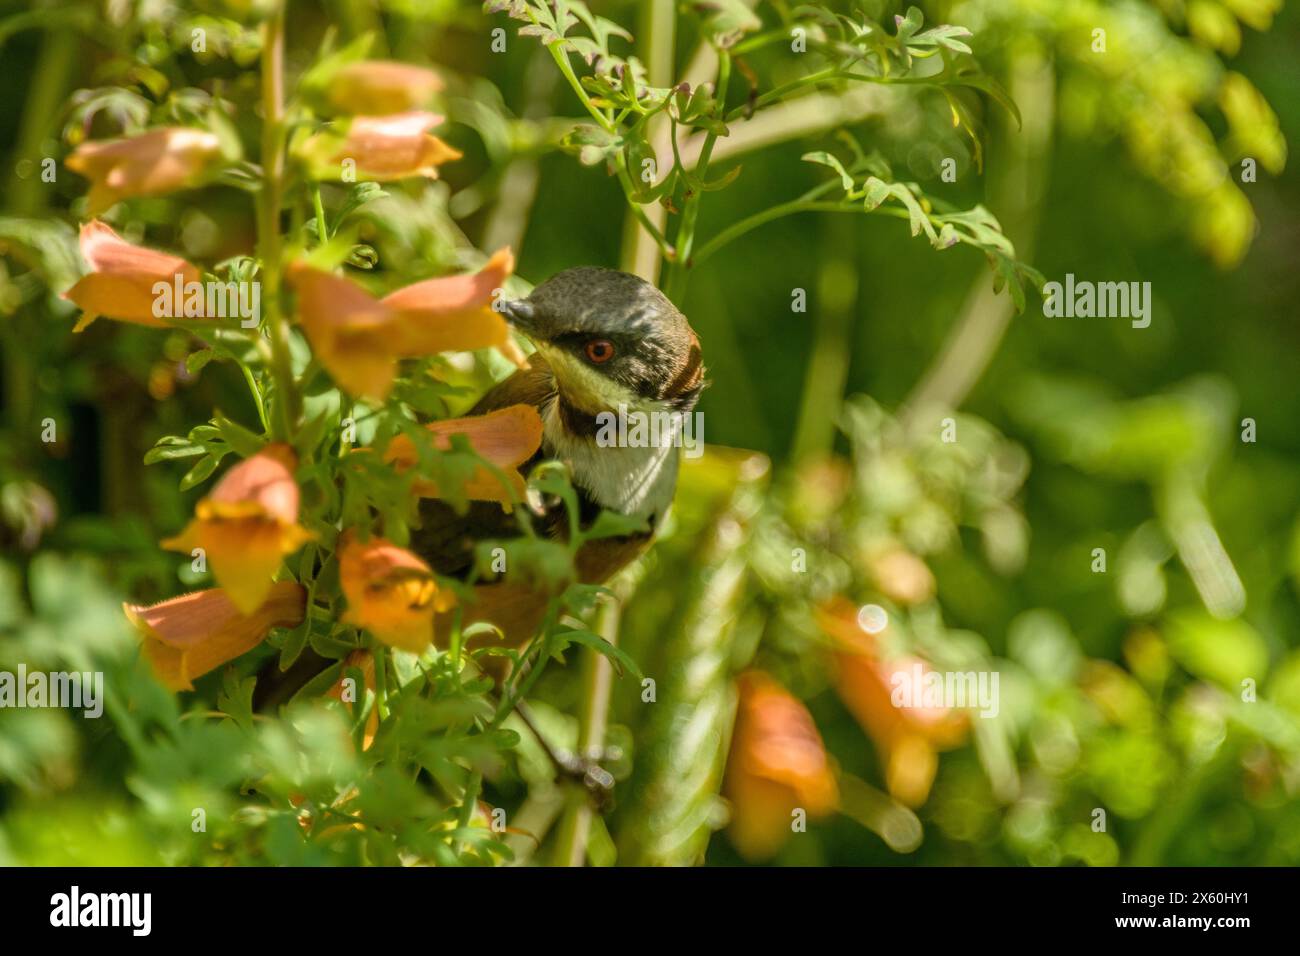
(240, 364, 271, 433)
(789, 215, 857, 462)
(615, 158, 674, 257)
(722, 65, 926, 123)
(692, 197, 886, 266)
(546, 42, 613, 132)
(664, 50, 730, 303)
(454, 603, 559, 846)
(257, 3, 300, 443)
(552, 594, 621, 866)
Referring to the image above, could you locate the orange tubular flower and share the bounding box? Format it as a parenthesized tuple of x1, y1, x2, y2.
(338, 532, 453, 653)
(299, 111, 461, 182)
(126, 582, 306, 691)
(381, 248, 526, 365)
(161, 445, 313, 615)
(723, 671, 838, 861)
(62, 221, 202, 332)
(288, 251, 524, 401)
(816, 598, 967, 808)
(66, 127, 223, 215)
(328, 60, 444, 115)
(384, 404, 543, 505)
(286, 264, 399, 398)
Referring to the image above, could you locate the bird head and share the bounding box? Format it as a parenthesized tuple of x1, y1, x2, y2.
(500, 267, 705, 418)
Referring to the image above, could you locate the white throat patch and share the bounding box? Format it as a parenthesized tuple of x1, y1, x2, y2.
(540, 397, 680, 522)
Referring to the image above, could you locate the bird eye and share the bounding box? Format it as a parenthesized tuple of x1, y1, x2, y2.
(584, 339, 616, 364)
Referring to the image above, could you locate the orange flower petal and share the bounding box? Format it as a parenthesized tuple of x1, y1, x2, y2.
(203, 443, 300, 526)
(328, 60, 444, 115)
(384, 405, 543, 504)
(339, 533, 450, 653)
(62, 221, 201, 331)
(287, 263, 402, 399)
(125, 581, 305, 691)
(887, 734, 939, 809)
(724, 671, 838, 861)
(200, 518, 297, 616)
(339, 112, 462, 180)
(816, 598, 972, 770)
(66, 128, 223, 215)
(288, 259, 526, 397)
(161, 445, 310, 614)
(381, 249, 521, 361)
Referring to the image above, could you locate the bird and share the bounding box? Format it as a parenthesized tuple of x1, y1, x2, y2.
(414, 265, 706, 651)
(254, 266, 704, 708)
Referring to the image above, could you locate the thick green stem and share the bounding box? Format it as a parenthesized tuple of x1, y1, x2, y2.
(257, 4, 300, 443)
(620, 0, 677, 279)
(552, 594, 621, 866)
(790, 215, 858, 462)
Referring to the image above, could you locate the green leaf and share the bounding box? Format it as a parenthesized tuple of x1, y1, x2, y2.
(700, 164, 742, 191)
(290, 659, 346, 706)
(555, 628, 642, 679)
(802, 151, 855, 191)
(186, 349, 216, 376)
(144, 436, 204, 464)
(948, 69, 1021, 129)
(689, 0, 761, 47)
(862, 176, 891, 210)
(179, 453, 222, 491)
(335, 182, 388, 224)
(214, 414, 266, 457)
(279, 620, 310, 672)
(560, 123, 621, 166)
(217, 673, 258, 731)
(894, 6, 924, 42)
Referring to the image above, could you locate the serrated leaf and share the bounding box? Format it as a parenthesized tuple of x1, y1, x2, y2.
(217, 672, 258, 731)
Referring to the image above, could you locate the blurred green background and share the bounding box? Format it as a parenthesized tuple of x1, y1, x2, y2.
(1, 0, 1298, 866)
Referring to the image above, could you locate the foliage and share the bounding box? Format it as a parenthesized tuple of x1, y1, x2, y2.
(0, 0, 1296, 868)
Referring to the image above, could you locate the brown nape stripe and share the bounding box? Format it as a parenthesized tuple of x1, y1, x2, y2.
(662, 336, 704, 407)
(556, 396, 603, 438)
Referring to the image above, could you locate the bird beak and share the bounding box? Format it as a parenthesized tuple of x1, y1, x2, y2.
(500, 299, 543, 341)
